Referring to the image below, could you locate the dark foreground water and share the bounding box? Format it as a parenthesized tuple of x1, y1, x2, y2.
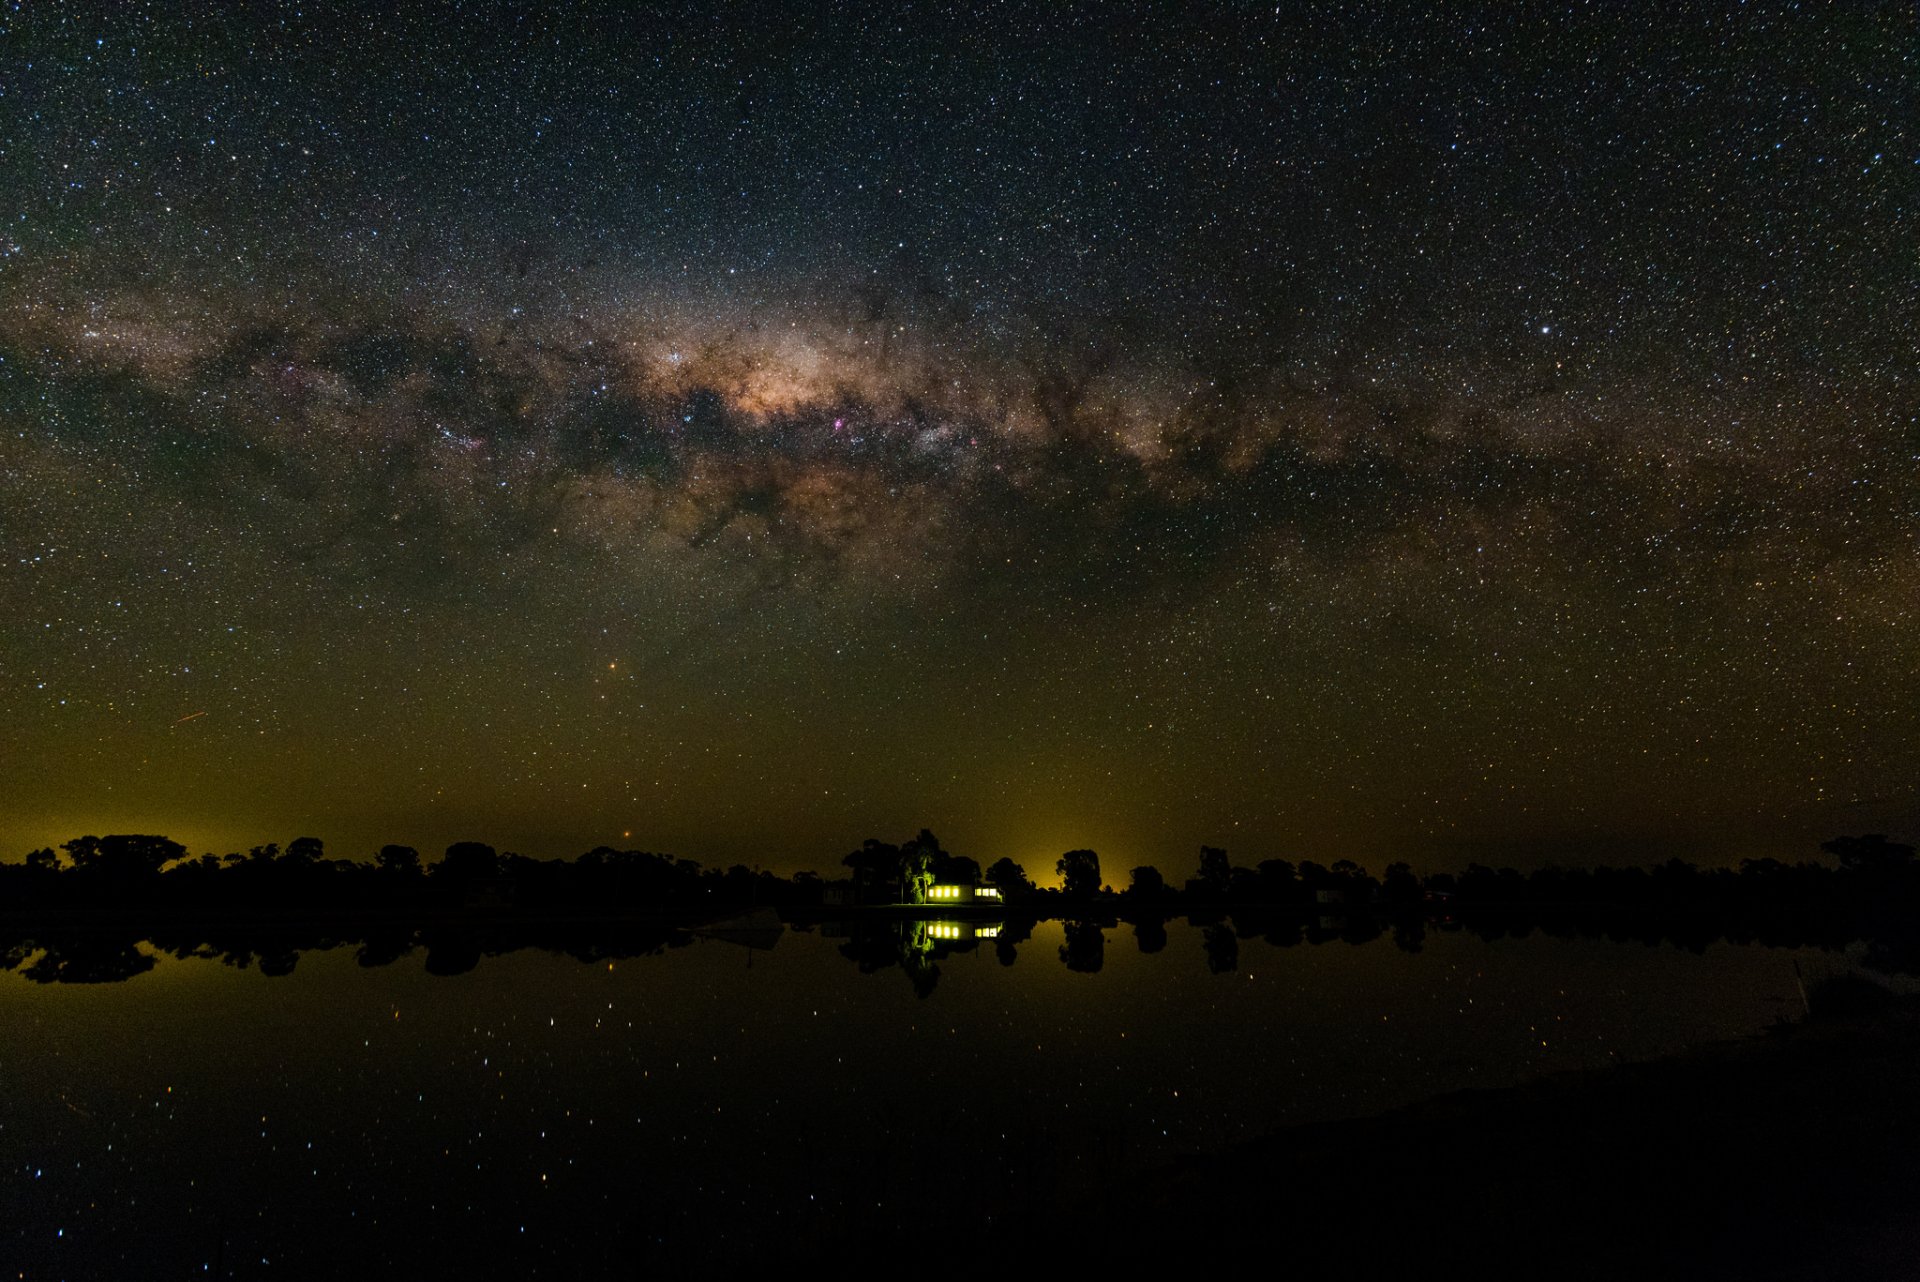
(0, 919, 1857, 1278)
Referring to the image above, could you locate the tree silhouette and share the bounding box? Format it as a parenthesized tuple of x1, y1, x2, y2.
(56, 835, 184, 903)
(1126, 865, 1168, 901)
(842, 838, 901, 893)
(1195, 845, 1233, 898)
(376, 844, 422, 877)
(285, 835, 326, 865)
(898, 839, 936, 904)
(1381, 861, 1421, 905)
(62, 834, 184, 882)
(985, 857, 1034, 898)
(1254, 859, 1298, 903)
(1056, 849, 1101, 900)
(431, 842, 501, 897)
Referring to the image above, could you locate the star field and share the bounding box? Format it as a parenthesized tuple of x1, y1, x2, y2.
(2, 1, 1915, 870)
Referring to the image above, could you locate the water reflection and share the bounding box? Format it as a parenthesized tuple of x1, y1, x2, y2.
(2, 902, 1913, 988)
(0, 915, 1908, 1281)
(1059, 919, 1105, 973)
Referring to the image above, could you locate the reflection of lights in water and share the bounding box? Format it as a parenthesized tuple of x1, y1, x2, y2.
(924, 922, 1002, 941)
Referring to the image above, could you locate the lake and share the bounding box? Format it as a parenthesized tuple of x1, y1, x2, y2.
(0, 917, 1847, 1277)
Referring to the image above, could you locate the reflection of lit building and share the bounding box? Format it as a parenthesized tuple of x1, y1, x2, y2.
(923, 883, 1002, 904)
(916, 919, 1002, 944)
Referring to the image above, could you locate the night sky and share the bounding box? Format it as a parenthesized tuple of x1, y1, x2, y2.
(3, 2, 1914, 874)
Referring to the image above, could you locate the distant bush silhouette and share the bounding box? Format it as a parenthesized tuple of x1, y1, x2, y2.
(1821, 834, 1916, 876)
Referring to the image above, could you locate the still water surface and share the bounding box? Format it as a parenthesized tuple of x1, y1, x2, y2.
(0, 920, 1833, 1277)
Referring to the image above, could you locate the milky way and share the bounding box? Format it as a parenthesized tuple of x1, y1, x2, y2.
(3, 2, 1915, 872)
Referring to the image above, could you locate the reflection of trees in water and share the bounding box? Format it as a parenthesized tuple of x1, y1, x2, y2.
(17, 936, 158, 984)
(7, 898, 1920, 988)
(355, 929, 415, 969)
(994, 917, 1033, 967)
(1202, 922, 1238, 974)
(1059, 921, 1104, 974)
(906, 952, 941, 998)
(836, 920, 969, 997)
(0, 919, 687, 985)
(424, 941, 482, 976)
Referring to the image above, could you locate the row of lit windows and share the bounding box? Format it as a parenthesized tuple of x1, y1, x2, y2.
(927, 884, 1003, 899)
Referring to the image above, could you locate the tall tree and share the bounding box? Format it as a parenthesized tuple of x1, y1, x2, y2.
(898, 842, 935, 903)
(842, 838, 901, 888)
(1196, 845, 1233, 897)
(1056, 849, 1102, 899)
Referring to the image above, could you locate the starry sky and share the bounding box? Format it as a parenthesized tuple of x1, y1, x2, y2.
(3, 1, 1915, 875)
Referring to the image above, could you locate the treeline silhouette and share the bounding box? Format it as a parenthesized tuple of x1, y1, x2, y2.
(0, 834, 811, 914)
(3, 828, 1916, 987)
(8, 829, 1917, 921)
